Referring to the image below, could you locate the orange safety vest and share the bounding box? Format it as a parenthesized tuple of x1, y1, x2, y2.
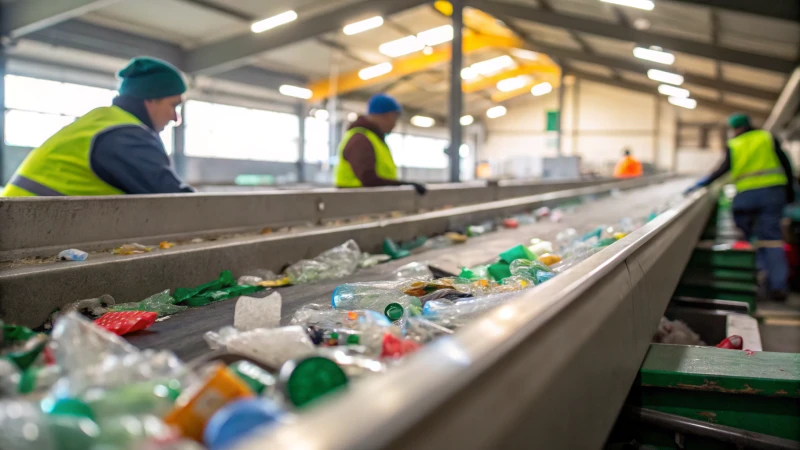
(614, 156, 643, 179)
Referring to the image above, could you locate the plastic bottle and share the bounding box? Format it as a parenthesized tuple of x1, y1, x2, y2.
(204, 398, 284, 450)
(58, 249, 88, 261)
(392, 262, 434, 281)
(331, 282, 421, 318)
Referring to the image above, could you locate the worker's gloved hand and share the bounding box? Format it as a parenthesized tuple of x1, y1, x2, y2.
(410, 182, 427, 196)
(683, 184, 699, 196)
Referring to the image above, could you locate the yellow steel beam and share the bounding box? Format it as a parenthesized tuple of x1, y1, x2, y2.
(434, 1, 516, 38)
(308, 33, 522, 101)
(463, 63, 560, 93)
(490, 75, 561, 103)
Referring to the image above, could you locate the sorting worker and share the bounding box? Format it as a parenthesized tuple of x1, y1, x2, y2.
(2, 56, 193, 196)
(686, 114, 794, 300)
(334, 94, 427, 195)
(613, 148, 643, 179)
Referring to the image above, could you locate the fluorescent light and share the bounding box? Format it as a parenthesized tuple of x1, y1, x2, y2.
(251, 10, 297, 33)
(633, 46, 675, 65)
(460, 115, 474, 126)
(417, 25, 453, 46)
(358, 62, 393, 80)
(658, 84, 690, 98)
(600, 0, 654, 11)
(459, 144, 470, 157)
(461, 67, 478, 80)
(410, 115, 435, 127)
(486, 105, 507, 119)
(379, 35, 424, 57)
(423, 46, 434, 55)
(668, 97, 697, 109)
(647, 69, 684, 86)
(510, 48, 540, 61)
(343, 16, 384, 35)
(279, 84, 312, 99)
(314, 109, 329, 120)
(497, 76, 530, 92)
(347, 112, 358, 122)
(470, 55, 515, 76)
(530, 81, 553, 96)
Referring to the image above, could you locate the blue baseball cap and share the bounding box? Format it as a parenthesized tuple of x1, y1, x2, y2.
(367, 94, 402, 115)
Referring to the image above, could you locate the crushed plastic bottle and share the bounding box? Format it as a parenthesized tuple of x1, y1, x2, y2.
(528, 239, 554, 257)
(285, 240, 361, 284)
(210, 326, 316, 369)
(113, 243, 152, 255)
(237, 276, 263, 286)
(111, 290, 187, 317)
(423, 291, 527, 329)
(393, 262, 434, 281)
(331, 283, 421, 320)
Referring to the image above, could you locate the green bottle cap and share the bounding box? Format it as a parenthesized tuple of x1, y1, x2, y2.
(330, 332, 339, 339)
(459, 268, 475, 279)
(47, 398, 95, 421)
(346, 334, 360, 345)
(18, 367, 38, 394)
(279, 357, 348, 408)
(384, 303, 405, 321)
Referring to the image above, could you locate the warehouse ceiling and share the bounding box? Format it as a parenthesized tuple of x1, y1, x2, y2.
(1, 0, 798, 122)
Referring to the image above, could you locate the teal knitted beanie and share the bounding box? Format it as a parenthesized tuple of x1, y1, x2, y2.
(728, 113, 751, 129)
(117, 57, 187, 99)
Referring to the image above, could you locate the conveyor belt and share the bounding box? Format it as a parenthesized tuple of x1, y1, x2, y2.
(127, 179, 692, 362)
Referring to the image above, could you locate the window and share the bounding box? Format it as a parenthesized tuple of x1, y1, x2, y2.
(304, 116, 331, 163)
(385, 133, 449, 169)
(4, 75, 174, 152)
(184, 100, 299, 162)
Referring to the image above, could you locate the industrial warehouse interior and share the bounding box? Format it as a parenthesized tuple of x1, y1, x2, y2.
(0, 0, 799, 448)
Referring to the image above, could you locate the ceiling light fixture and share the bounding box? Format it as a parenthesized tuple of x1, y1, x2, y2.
(668, 97, 697, 109)
(343, 16, 384, 35)
(379, 35, 425, 57)
(647, 69, 684, 85)
(251, 10, 297, 33)
(279, 84, 312, 99)
(496, 76, 530, 92)
(461, 67, 478, 80)
(410, 115, 436, 127)
(459, 144, 470, 157)
(530, 81, 553, 96)
(600, 0, 654, 11)
(486, 105, 507, 119)
(314, 109, 330, 120)
(658, 84, 690, 98)
(460, 115, 474, 126)
(417, 25, 453, 46)
(470, 55, 516, 76)
(358, 62, 393, 80)
(633, 46, 675, 65)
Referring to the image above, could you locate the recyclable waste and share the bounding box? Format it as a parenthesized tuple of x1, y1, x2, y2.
(285, 240, 361, 284)
(58, 249, 88, 261)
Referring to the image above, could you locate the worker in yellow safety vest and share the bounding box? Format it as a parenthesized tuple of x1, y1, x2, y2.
(334, 94, 426, 195)
(686, 114, 794, 300)
(2, 57, 192, 197)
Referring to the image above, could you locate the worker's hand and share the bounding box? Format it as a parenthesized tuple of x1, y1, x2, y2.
(683, 185, 699, 196)
(410, 182, 428, 196)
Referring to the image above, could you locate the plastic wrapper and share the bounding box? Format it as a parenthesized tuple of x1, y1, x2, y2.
(509, 259, 553, 284)
(359, 253, 390, 268)
(286, 240, 361, 284)
(113, 243, 152, 255)
(174, 271, 263, 307)
(49, 312, 139, 374)
(234, 292, 281, 331)
(528, 239, 553, 257)
(209, 326, 316, 369)
(58, 249, 88, 261)
(111, 290, 187, 316)
(57, 294, 116, 318)
(237, 275, 263, 286)
(555, 228, 578, 250)
(392, 262, 434, 281)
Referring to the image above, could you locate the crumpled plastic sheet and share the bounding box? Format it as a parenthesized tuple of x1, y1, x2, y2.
(111, 290, 187, 317)
(285, 240, 361, 285)
(205, 326, 315, 369)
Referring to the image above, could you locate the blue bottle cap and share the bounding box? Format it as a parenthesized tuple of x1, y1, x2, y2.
(204, 398, 284, 450)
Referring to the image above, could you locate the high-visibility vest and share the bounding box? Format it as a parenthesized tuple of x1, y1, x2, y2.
(613, 156, 643, 179)
(334, 127, 398, 188)
(729, 130, 787, 193)
(1, 106, 142, 197)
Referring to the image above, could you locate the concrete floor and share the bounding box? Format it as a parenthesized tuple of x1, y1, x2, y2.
(757, 294, 800, 353)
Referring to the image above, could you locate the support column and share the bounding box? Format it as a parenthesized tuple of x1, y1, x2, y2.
(173, 101, 187, 179)
(571, 78, 580, 156)
(557, 70, 565, 156)
(0, 50, 8, 184)
(653, 95, 661, 168)
(297, 103, 307, 183)
(448, 0, 464, 182)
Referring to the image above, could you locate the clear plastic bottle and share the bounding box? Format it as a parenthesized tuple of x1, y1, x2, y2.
(331, 282, 421, 315)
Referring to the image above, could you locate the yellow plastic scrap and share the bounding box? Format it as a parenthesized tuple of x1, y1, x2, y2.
(537, 253, 562, 266)
(257, 277, 291, 288)
(159, 241, 175, 249)
(113, 243, 152, 255)
(260, 228, 272, 235)
(613, 232, 628, 240)
(445, 232, 468, 243)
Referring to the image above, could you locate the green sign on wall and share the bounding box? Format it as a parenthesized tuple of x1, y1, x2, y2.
(546, 110, 560, 132)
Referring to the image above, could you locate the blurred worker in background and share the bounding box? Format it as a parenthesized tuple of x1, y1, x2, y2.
(613, 148, 643, 179)
(2, 56, 193, 197)
(334, 94, 427, 195)
(686, 114, 794, 300)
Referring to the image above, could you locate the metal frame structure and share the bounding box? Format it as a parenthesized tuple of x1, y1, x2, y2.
(234, 185, 714, 450)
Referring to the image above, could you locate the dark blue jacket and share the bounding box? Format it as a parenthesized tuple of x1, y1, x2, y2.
(89, 96, 194, 194)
